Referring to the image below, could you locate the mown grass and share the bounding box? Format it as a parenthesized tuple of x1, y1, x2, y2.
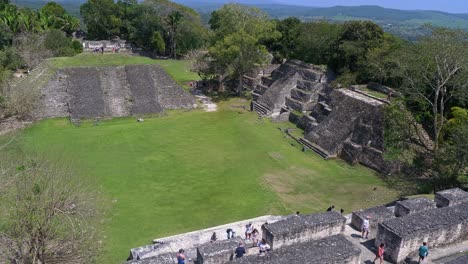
(2, 53, 401, 263)
(8, 99, 399, 263)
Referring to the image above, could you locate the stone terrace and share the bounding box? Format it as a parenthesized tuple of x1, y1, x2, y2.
(351, 205, 394, 230)
(394, 197, 436, 217)
(261, 211, 345, 249)
(230, 235, 361, 264)
(375, 202, 468, 263)
(435, 188, 468, 208)
(40, 65, 195, 119)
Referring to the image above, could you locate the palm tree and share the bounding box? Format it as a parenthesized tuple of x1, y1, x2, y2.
(164, 10, 183, 59)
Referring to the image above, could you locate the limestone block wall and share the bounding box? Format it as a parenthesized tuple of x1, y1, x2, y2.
(444, 254, 468, 264)
(375, 202, 468, 263)
(351, 205, 394, 231)
(262, 211, 345, 250)
(127, 252, 176, 264)
(196, 237, 241, 264)
(39, 65, 195, 119)
(394, 197, 436, 217)
(229, 235, 361, 264)
(435, 188, 468, 208)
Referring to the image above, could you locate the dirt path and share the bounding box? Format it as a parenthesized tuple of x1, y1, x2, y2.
(191, 90, 217, 112)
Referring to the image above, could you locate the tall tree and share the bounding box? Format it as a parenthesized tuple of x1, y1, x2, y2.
(164, 10, 183, 59)
(80, 0, 121, 39)
(202, 4, 278, 94)
(395, 27, 468, 152)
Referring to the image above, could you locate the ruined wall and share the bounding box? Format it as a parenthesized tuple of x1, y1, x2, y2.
(196, 238, 241, 264)
(375, 202, 468, 263)
(304, 88, 398, 173)
(262, 211, 345, 250)
(394, 197, 436, 217)
(229, 235, 361, 264)
(435, 188, 468, 208)
(39, 65, 195, 119)
(254, 60, 333, 114)
(351, 205, 394, 231)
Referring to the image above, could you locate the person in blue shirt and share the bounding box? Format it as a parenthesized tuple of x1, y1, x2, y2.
(235, 242, 246, 258)
(418, 242, 429, 263)
(176, 249, 186, 264)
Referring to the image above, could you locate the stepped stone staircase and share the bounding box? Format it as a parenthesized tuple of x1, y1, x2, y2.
(251, 101, 270, 117)
(298, 137, 334, 159)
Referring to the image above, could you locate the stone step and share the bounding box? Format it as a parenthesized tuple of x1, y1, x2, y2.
(253, 83, 268, 95)
(298, 138, 330, 159)
(251, 101, 270, 117)
(318, 101, 332, 112)
(261, 76, 274, 87)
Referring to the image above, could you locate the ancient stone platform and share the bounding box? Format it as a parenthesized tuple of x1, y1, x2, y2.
(196, 237, 242, 264)
(229, 234, 361, 264)
(435, 188, 468, 208)
(262, 211, 345, 249)
(394, 197, 436, 217)
(375, 202, 468, 263)
(40, 65, 196, 119)
(351, 205, 394, 231)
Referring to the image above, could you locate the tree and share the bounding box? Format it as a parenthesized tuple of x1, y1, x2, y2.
(151, 31, 165, 54)
(395, 27, 468, 152)
(80, 0, 121, 39)
(164, 10, 183, 59)
(0, 156, 104, 263)
(203, 4, 278, 94)
(267, 17, 302, 60)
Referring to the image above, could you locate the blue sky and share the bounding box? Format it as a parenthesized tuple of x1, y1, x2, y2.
(278, 0, 468, 13)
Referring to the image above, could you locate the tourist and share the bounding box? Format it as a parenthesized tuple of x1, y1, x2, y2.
(326, 205, 335, 211)
(340, 208, 344, 215)
(373, 243, 385, 264)
(296, 211, 300, 216)
(418, 242, 429, 263)
(210, 232, 217, 243)
(235, 242, 246, 258)
(251, 228, 260, 247)
(361, 216, 370, 239)
(245, 222, 254, 239)
(226, 228, 235, 239)
(258, 239, 270, 254)
(176, 249, 186, 264)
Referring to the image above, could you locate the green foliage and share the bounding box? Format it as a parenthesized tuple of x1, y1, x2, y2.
(294, 21, 342, 65)
(71, 40, 83, 54)
(151, 31, 165, 54)
(267, 17, 302, 60)
(81, 0, 121, 39)
(203, 4, 278, 94)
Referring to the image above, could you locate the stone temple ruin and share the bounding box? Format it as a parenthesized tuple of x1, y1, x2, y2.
(247, 60, 401, 173)
(39, 65, 196, 120)
(125, 187, 468, 264)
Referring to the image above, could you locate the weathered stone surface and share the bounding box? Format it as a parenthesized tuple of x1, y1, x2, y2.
(39, 65, 195, 119)
(351, 205, 394, 231)
(64, 67, 106, 119)
(126, 252, 176, 264)
(285, 96, 314, 112)
(262, 211, 345, 250)
(435, 188, 468, 208)
(375, 202, 468, 263)
(444, 254, 468, 264)
(196, 237, 242, 264)
(125, 65, 165, 115)
(305, 88, 398, 173)
(394, 197, 436, 217)
(255, 60, 332, 115)
(229, 234, 361, 264)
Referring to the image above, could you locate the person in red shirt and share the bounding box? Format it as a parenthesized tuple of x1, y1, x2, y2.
(373, 243, 385, 264)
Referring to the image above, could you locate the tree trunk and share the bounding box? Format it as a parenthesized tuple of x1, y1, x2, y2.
(237, 74, 243, 96)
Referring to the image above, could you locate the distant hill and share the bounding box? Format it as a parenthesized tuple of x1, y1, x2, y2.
(12, 0, 468, 40)
(173, 1, 468, 40)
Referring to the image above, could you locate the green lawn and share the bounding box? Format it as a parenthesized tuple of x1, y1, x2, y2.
(9, 99, 398, 263)
(2, 54, 400, 263)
